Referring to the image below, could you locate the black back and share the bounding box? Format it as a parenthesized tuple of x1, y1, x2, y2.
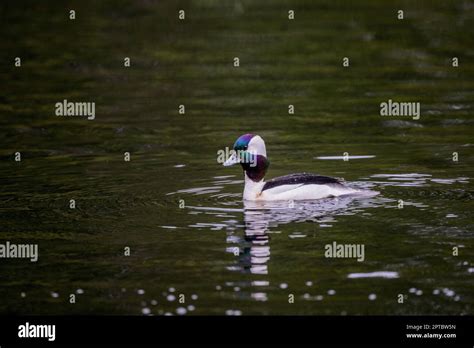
(262, 173, 342, 191)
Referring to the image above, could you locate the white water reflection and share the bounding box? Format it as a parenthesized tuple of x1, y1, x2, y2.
(347, 271, 399, 279)
(226, 194, 380, 275)
(316, 155, 376, 160)
(369, 173, 470, 188)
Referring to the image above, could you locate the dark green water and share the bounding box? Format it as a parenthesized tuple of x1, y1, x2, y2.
(0, 0, 473, 315)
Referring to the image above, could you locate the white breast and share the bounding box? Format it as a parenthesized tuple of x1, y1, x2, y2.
(243, 173, 265, 201)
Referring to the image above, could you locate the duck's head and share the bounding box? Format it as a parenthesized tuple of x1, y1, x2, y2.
(223, 133, 269, 182)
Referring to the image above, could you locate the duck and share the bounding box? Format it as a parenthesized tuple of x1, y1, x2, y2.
(223, 133, 364, 201)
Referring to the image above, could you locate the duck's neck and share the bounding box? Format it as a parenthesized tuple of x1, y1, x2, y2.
(243, 172, 265, 201)
(241, 154, 269, 182)
(240, 154, 269, 200)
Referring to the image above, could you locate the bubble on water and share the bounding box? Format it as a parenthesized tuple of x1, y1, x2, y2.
(176, 307, 187, 315)
(251, 280, 269, 287)
(303, 293, 311, 300)
(305, 281, 313, 287)
(316, 295, 324, 301)
(20, 292, 26, 298)
(446, 214, 458, 218)
(225, 309, 242, 316)
(368, 293, 377, 301)
(415, 290, 423, 296)
(327, 289, 336, 295)
(279, 283, 288, 289)
(161, 225, 177, 229)
(433, 289, 440, 295)
(462, 261, 468, 266)
(468, 268, 474, 273)
(169, 287, 176, 293)
(409, 288, 416, 293)
(289, 233, 307, 239)
(76, 289, 84, 295)
(121, 288, 126, 292)
(167, 294, 176, 301)
(191, 294, 198, 300)
(137, 289, 145, 295)
(187, 305, 195, 311)
(151, 300, 158, 305)
(348, 271, 399, 279)
(234, 287, 240, 292)
(454, 295, 460, 301)
(51, 292, 59, 298)
(341, 311, 347, 316)
(164, 312, 173, 316)
(142, 307, 151, 315)
(251, 292, 268, 302)
(216, 285, 222, 290)
(443, 288, 455, 297)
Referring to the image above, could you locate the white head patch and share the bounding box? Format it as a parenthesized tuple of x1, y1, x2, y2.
(247, 135, 267, 157)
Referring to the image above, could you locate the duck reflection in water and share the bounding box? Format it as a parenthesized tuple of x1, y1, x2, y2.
(227, 195, 377, 275)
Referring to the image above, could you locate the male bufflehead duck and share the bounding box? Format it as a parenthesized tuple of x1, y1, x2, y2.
(223, 133, 362, 201)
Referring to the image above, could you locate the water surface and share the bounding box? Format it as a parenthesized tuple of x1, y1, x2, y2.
(0, 0, 473, 315)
